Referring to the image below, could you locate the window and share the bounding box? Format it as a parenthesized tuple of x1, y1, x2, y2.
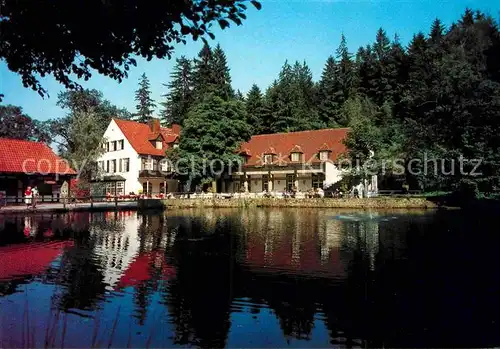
(262, 174, 269, 192)
(115, 182, 124, 195)
(106, 160, 110, 173)
(142, 158, 153, 171)
(319, 151, 329, 161)
(111, 141, 117, 151)
(105, 182, 124, 196)
(312, 173, 324, 189)
(160, 159, 170, 172)
(122, 158, 130, 172)
(98, 161, 105, 172)
(142, 182, 152, 195)
(264, 154, 273, 164)
(110, 159, 117, 173)
(286, 174, 295, 191)
(118, 140, 124, 150)
(291, 153, 300, 162)
(155, 140, 163, 150)
(105, 142, 110, 152)
(234, 182, 240, 193)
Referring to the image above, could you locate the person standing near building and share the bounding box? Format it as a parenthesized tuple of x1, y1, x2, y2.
(32, 186, 39, 209)
(24, 186, 32, 209)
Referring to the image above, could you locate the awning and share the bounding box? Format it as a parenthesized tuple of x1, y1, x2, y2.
(0, 241, 74, 281)
(90, 175, 126, 182)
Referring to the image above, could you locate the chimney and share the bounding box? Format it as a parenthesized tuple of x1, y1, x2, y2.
(148, 118, 161, 133)
(171, 123, 181, 135)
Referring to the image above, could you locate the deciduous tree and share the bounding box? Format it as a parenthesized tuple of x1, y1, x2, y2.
(0, 0, 261, 98)
(171, 94, 251, 188)
(0, 105, 50, 142)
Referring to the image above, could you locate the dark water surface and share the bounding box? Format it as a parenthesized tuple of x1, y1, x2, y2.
(0, 208, 499, 348)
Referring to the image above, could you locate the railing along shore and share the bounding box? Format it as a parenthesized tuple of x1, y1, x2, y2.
(0, 189, 427, 209)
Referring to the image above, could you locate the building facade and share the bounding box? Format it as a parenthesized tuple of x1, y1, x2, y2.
(93, 118, 180, 196)
(223, 128, 378, 196)
(0, 138, 76, 202)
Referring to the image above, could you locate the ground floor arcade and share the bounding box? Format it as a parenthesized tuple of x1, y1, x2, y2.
(224, 172, 326, 194)
(91, 175, 180, 196)
(0, 173, 75, 203)
(216, 168, 378, 197)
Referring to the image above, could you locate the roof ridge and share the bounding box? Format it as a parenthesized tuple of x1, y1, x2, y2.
(252, 127, 350, 137)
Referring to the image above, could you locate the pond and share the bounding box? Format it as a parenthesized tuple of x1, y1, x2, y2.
(0, 208, 499, 348)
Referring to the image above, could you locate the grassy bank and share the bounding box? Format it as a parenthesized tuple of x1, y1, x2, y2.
(163, 197, 439, 209)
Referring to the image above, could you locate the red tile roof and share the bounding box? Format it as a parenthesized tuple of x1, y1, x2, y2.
(290, 145, 304, 153)
(113, 119, 180, 156)
(239, 128, 350, 166)
(0, 138, 76, 175)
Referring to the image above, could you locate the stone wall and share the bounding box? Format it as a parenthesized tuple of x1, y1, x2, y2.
(162, 197, 438, 209)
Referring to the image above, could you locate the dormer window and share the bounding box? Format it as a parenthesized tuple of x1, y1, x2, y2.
(289, 145, 303, 163)
(264, 154, 273, 164)
(173, 143, 179, 149)
(319, 151, 329, 161)
(262, 147, 276, 165)
(155, 140, 162, 150)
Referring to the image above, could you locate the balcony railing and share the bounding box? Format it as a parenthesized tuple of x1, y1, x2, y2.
(139, 169, 171, 178)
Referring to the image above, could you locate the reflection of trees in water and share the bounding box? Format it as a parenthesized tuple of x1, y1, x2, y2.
(7, 209, 468, 347)
(53, 214, 106, 311)
(161, 215, 238, 348)
(160, 209, 383, 345)
(131, 214, 170, 326)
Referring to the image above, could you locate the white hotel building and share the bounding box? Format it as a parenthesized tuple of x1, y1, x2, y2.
(92, 118, 180, 196)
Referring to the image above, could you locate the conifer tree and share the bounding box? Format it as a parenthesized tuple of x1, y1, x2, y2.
(192, 43, 214, 100)
(385, 34, 408, 106)
(317, 56, 338, 126)
(160, 56, 193, 126)
(268, 61, 322, 132)
(429, 18, 446, 44)
(292, 61, 322, 129)
(356, 44, 378, 101)
(211, 44, 234, 100)
(373, 28, 391, 61)
(246, 84, 267, 134)
(235, 89, 245, 101)
(336, 33, 356, 101)
(134, 73, 156, 123)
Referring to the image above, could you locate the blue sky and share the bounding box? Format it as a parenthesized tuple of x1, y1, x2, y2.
(0, 0, 497, 121)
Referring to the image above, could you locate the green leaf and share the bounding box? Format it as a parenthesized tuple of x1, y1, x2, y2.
(218, 19, 230, 29)
(251, 0, 262, 10)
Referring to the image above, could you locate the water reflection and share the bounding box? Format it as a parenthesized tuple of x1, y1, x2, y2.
(0, 208, 499, 348)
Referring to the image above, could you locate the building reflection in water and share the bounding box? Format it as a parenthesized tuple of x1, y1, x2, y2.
(1, 208, 465, 348)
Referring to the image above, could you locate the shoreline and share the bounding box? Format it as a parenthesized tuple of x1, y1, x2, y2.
(3, 196, 488, 214)
(0, 201, 139, 215)
(162, 197, 442, 209)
